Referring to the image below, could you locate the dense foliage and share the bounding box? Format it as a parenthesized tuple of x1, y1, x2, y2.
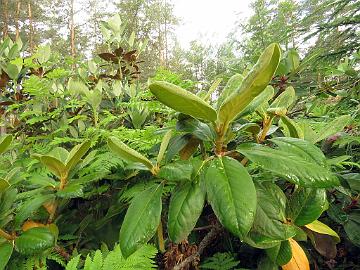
(0, 0, 359, 269)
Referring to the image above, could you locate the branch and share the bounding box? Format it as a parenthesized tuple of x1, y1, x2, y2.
(172, 223, 222, 270)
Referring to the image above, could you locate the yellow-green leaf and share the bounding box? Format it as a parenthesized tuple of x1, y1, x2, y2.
(305, 220, 340, 243)
(0, 135, 12, 155)
(149, 81, 217, 122)
(39, 156, 67, 179)
(157, 130, 172, 165)
(65, 140, 91, 172)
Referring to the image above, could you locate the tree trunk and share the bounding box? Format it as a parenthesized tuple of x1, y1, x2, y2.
(15, 0, 21, 39)
(70, 0, 76, 57)
(2, 0, 9, 39)
(28, 0, 34, 52)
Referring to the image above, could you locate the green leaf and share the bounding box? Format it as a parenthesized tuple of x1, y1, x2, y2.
(4, 63, 19, 80)
(37, 44, 51, 64)
(0, 135, 12, 155)
(218, 43, 281, 128)
(270, 86, 296, 110)
(313, 115, 352, 143)
(65, 140, 91, 172)
(66, 255, 81, 270)
(305, 220, 340, 242)
(204, 78, 222, 102)
(157, 161, 193, 182)
(149, 81, 217, 122)
(287, 188, 328, 226)
(157, 130, 172, 165)
(14, 194, 55, 228)
(176, 115, 216, 141)
(286, 49, 300, 73)
(120, 183, 163, 257)
(279, 116, 304, 139)
(238, 143, 339, 188)
(245, 183, 297, 248)
(108, 136, 153, 170)
(344, 213, 360, 246)
(57, 183, 83, 198)
(269, 137, 326, 166)
(237, 85, 274, 118)
(0, 179, 10, 193)
(266, 240, 292, 266)
(39, 155, 67, 178)
(204, 156, 256, 238)
(0, 241, 13, 270)
(217, 74, 244, 108)
(168, 182, 205, 243)
(15, 227, 55, 255)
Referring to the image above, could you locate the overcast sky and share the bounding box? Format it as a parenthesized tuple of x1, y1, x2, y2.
(173, 0, 253, 48)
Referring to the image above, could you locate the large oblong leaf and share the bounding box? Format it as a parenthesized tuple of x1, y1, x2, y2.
(266, 240, 292, 266)
(39, 155, 67, 179)
(0, 241, 13, 270)
(204, 156, 256, 238)
(157, 130, 172, 165)
(15, 227, 55, 255)
(313, 115, 352, 143)
(149, 81, 217, 122)
(120, 183, 163, 258)
(108, 136, 153, 170)
(287, 188, 328, 226)
(245, 183, 297, 248)
(217, 74, 244, 108)
(218, 43, 281, 127)
(305, 220, 340, 242)
(281, 239, 310, 270)
(168, 181, 205, 243)
(238, 143, 339, 188)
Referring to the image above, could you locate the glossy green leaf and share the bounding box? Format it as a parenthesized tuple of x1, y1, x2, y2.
(270, 86, 296, 110)
(218, 43, 281, 128)
(120, 183, 163, 257)
(14, 194, 55, 228)
(305, 220, 340, 242)
(237, 85, 274, 118)
(108, 136, 153, 170)
(168, 182, 205, 243)
(217, 74, 244, 108)
(266, 240, 292, 266)
(287, 188, 328, 226)
(204, 156, 256, 238)
(270, 137, 326, 166)
(65, 140, 91, 172)
(0, 241, 13, 270)
(149, 81, 217, 122)
(176, 115, 216, 141)
(313, 115, 352, 143)
(157, 161, 193, 182)
(238, 143, 339, 187)
(15, 227, 55, 255)
(165, 135, 190, 163)
(157, 130, 172, 165)
(0, 135, 12, 155)
(245, 183, 297, 248)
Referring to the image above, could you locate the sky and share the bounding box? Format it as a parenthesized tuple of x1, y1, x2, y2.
(172, 0, 253, 48)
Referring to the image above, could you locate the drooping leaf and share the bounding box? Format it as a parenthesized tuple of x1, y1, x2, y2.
(246, 183, 297, 248)
(65, 140, 91, 172)
(281, 239, 310, 270)
(238, 143, 339, 187)
(176, 115, 216, 141)
(313, 115, 352, 143)
(108, 136, 153, 170)
(0, 241, 13, 270)
(0, 135, 12, 155)
(120, 183, 163, 257)
(266, 240, 292, 266)
(305, 228, 337, 259)
(305, 220, 340, 242)
(204, 156, 256, 238)
(287, 188, 328, 226)
(149, 81, 217, 122)
(15, 227, 55, 255)
(218, 43, 281, 128)
(157, 130, 172, 165)
(168, 181, 205, 243)
(279, 116, 304, 139)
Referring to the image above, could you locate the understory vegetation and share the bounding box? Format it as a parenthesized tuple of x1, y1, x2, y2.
(0, 0, 359, 269)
